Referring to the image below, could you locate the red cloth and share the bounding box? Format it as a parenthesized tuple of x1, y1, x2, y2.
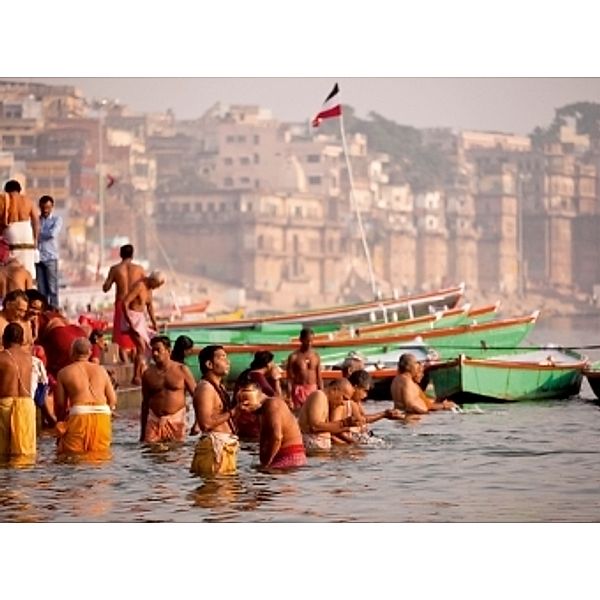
(41, 324, 88, 379)
(0, 237, 9, 263)
(269, 444, 307, 469)
(90, 344, 102, 362)
(291, 383, 317, 410)
(32, 344, 47, 366)
(112, 299, 135, 351)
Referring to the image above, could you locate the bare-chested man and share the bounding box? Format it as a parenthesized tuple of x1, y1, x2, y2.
(140, 335, 196, 443)
(54, 337, 117, 456)
(190, 345, 241, 476)
(330, 369, 404, 444)
(0, 323, 36, 462)
(298, 378, 361, 452)
(286, 327, 323, 411)
(102, 243, 145, 363)
(121, 270, 165, 385)
(0, 289, 33, 351)
(237, 377, 307, 469)
(391, 353, 457, 415)
(0, 257, 32, 297)
(0, 180, 40, 279)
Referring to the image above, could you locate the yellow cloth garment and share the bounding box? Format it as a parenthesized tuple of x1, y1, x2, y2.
(190, 432, 239, 476)
(56, 404, 112, 458)
(0, 396, 36, 461)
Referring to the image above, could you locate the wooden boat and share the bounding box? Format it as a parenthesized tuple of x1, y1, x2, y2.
(163, 283, 466, 330)
(164, 302, 499, 348)
(313, 302, 500, 341)
(186, 312, 539, 382)
(583, 361, 600, 399)
(426, 347, 588, 403)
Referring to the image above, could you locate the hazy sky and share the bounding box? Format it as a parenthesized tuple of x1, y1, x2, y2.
(18, 77, 600, 136)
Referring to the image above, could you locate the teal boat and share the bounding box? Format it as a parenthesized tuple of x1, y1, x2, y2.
(427, 347, 588, 403)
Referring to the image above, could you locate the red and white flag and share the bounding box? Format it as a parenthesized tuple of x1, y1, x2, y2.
(312, 83, 342, 127)
(106, 174, 116, 189)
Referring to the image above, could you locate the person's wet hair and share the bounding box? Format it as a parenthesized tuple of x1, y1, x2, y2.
(38, 194, 54, 207)
(71, 337, 92, 358)
(171, 335, 193, 363)
(4, 179, 21, 193)
(25, 288, 48, 310)
(397, 353, 417, 373)
(150, 335, 171, 350)
(250, 350, 274, 370)
(198, 345, 225, 375)
(3, 289, 28, 309)
(299, 327, 314, 342)
(120, 244, 134, 259)
(2, 322, 24, 347)
(90, 329, 105, 345)
(348, 369, 373, 391)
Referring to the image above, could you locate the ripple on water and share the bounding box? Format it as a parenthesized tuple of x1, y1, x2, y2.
(1, 396, 600, 521)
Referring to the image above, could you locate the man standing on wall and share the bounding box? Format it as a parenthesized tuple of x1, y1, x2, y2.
(36, 195, 62, 309)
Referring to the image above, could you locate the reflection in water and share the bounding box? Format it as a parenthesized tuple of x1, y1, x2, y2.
(1, 384, 600, 521)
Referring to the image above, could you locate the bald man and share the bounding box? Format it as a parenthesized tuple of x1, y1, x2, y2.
(54, 337, 117, 457)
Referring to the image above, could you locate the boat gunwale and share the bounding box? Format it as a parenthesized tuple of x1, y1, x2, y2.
(163, 284, 465, 330)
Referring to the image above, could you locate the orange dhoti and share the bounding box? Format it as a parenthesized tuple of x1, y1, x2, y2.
(0, 396, 36, 463)
(143, 406, 187, 443)
(56, 404, 112, 457)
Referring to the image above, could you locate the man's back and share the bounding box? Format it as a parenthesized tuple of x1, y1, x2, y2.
(124, 278, 150, 312)
(0, 192, 34, 224)
(0, 346, 32, 397)
(104, 260, 145, 300)
(297, 390, 328, 433)
(5, 262, 32, 293)
(58, 361, 111, 406)
(264, 397, 302, 444)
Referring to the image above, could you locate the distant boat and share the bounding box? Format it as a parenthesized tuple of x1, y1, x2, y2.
(313, 301, 500, 341)
(427, 347, 588, 403)
(163, 283, 466, 331)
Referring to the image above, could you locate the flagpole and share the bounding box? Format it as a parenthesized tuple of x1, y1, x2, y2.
(338, 113, 378, 299)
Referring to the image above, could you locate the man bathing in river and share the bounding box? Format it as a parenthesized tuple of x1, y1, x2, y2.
(54, 337, 117, 457)
(391, 352, 457, 415)
(286, 327, 322, 410)
(237, 376, 306, 470)
(298, 378, 362, 451)
(140, 335, 196, 443)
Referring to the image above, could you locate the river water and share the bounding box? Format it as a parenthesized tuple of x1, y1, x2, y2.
(1, 315, 599, 523)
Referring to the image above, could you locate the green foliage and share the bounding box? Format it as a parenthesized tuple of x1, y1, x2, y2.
(530, 101, 600, 148)
(318, 105, 453, 191)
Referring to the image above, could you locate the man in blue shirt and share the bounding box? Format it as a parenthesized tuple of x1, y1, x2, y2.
(36, 195, 62, 309)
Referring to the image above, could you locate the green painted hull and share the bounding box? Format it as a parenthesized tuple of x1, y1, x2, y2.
(186, 314, 537, 383)
(429, 350, 586, 402)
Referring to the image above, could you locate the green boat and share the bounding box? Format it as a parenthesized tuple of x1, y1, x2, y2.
(166, 302, 499, 348)
(427, 347, 588, 403)
(183, 312, 539, 382)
